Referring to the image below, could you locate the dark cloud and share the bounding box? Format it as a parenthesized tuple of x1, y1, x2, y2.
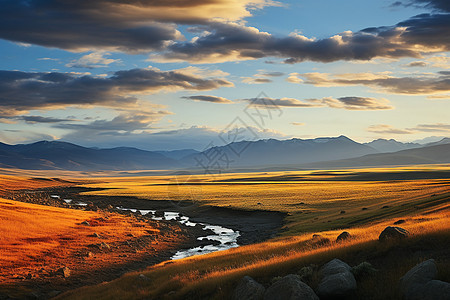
(153, 8, 450, 64)
(405, 61, 428, 67)
(0, 0, 274, 52)
(182, 95, 233, 104)
(296, 72, 450, 95)
(242, 77, 273, 84)
(260, 71, 284, 77)
(55, 112, 169, 132)
(243, 96, 393, 110)
(243, 97, 321, 108)
(19, 116, 75, 123)
(0, 68, 232, 116)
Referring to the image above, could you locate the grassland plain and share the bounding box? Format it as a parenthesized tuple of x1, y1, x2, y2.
(1, 165, 449, 299)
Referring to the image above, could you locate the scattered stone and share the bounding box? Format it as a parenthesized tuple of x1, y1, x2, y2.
(100, 242, 110, 250)
(336, 231, 351, 242)
(340, 210, 346, 214)
(400, 259, 450, 300)
(379, 226, 409, 242)
(127, 233, 135, 237)
(318, 259, 357, 298)
(310, 234, 331, 246)
(138, 274, 150, 282)
(382, 205, 390, 209)
(361, 207, 368, 210)
(394, 219, 406, 225)
(81, 220, 90, 226)
(257, 202, 262, 205)
(92, 232, 101, 238)
(264, 274, 319, 300)
(233, 276, 265, 300)
(25, 273, 33, 280)
(57, 267, 71, 278)
(400, 259, 437, 296)
(351, 262, 377, 278)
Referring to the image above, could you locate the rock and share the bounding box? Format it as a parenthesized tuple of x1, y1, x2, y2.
(340, 210, 346, 214)
(92, 232, 101, 238)
(57, 267, 70, 278)
(382, 205, 390, 209)
(361, 207, 368, 210)
(351, 262, 377, 278)
(378, 226, 409, 242)
(81, 220, 90, 226)
(413, 280, 450, 300)
(138, 274, 150, 282)
(320, 259, 351, 277)
(100, 242, 110, 250)
(233, 275, 265, 300)
(336, 231, 351, 242)
(264, 274, 319, 300)
(318, 259, 356, 298)
(400, 259, 438, 299)
(394, 219, 406, 225)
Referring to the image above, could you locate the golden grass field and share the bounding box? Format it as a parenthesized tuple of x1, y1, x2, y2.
(1, 165, 449, 299)
(80, 165, 450, 235)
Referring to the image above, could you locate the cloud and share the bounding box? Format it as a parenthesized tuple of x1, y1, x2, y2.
(367, 124, 414, 134)
(243, 97, 321, 108)
(242, 96, 393, 110)
(0, 67, 232, 116)
(151, 7, 450, 64)
(56, 111, 170, 133)
(0, 0, 276, 53)
(413, 123, 450, 132)
(367, 122, 450, 135)
(293, 71, 450, 95)
(18, 116, 76, 124)
(310, 96, 394, 110)
(260, 71, 284, 77)
(66, 52, 121, 69)
(291, 122, 305, 126)
(405, 61, 428, 67)
(241, 77, 273, 84)
(182, 95, 233, 104)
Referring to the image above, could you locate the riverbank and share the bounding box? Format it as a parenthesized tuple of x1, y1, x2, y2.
(0, 182, 286, 299)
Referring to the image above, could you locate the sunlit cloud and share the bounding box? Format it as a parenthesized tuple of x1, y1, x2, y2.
(291, 71, 450, 95)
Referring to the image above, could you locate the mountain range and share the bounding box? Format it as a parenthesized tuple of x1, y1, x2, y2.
(0, 137, 448, 171)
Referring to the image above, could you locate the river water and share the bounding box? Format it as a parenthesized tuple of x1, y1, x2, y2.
(116, 207, 240, 260)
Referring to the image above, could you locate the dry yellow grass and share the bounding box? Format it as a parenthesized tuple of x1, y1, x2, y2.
(58, 208, 450, 300)
(79, 166, 450, 234)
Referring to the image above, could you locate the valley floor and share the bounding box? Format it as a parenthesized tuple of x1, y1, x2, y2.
(0, 165, 449, 299)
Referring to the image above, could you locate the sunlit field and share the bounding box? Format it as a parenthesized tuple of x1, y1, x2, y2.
(81, 165, 450, 234)
(1, 165, 449, 299)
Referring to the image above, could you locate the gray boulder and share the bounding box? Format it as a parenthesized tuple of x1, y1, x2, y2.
(400, 259, 450, 300)
(400, 259, 437, 294)
(379, 226, 409, 242)
(416, 280, 450, 300)
(320, 258, 351, 277)
(233, 276, 265, 300)
(264, 274, 319, 300)
(317, 259, 357, 298)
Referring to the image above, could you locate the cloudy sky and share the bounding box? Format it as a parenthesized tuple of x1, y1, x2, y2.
(0, 0, 449, 150)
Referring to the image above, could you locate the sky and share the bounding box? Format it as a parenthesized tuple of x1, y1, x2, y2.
(0, 0, 449, 150)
